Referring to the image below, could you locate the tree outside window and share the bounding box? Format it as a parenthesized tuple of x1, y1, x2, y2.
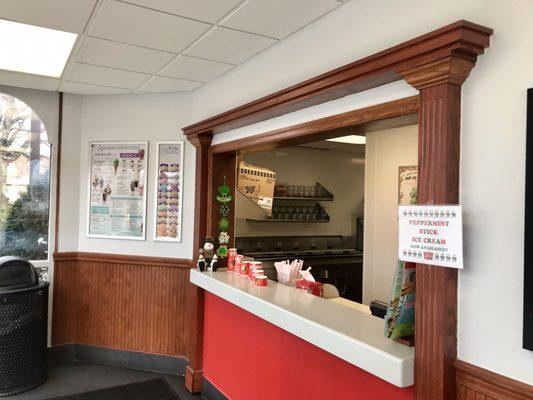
(0, 93, 50, 261)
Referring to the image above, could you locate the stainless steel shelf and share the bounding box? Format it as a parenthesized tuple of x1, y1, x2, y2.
(273, 197, 333, 201)
(246, 218, 330, 223)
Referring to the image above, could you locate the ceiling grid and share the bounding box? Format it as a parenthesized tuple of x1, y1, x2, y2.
(0, 0, 347, 94)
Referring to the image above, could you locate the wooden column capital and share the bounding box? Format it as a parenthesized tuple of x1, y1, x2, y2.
(187, 130, 213, 148)
(399, 56, 475, 90)
(396, 21, 492, 91)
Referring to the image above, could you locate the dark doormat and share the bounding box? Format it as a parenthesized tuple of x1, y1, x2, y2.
(45, 378, 181, 400)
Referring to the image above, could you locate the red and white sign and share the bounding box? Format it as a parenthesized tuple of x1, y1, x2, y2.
(398, 205, 463, 269)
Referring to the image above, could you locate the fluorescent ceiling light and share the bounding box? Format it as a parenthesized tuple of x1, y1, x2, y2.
(327, 135, 366, 145)
(0, 19, 77, 78)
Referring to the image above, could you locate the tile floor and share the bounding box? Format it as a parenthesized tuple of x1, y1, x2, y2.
(4, 361, 205, 400)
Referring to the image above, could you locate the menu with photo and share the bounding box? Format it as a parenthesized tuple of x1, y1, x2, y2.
(154, 141, 184, 242)
(88, 141, 148, 240)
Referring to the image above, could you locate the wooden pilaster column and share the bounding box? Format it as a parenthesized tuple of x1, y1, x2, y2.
(398, 54, 483, 400)
(185, 130, 213, 393)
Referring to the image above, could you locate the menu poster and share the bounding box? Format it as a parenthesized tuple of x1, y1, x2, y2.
(398, 166, 418, 205)
(154, 141, 184, 242)
(88, 141, 148, 240)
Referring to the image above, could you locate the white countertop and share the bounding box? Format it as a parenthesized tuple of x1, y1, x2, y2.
(190, 270, 414, 387)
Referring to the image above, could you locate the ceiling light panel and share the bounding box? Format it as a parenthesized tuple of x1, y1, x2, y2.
(0, 19, 77, 77)
(327, 135, 366, 145)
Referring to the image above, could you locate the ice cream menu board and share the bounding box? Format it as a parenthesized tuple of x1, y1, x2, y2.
(398, 166, 418, 205)
(154, 141, 183, 242)
(88, 141, 148, 240)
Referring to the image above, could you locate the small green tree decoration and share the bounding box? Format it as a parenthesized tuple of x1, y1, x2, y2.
(216, 176, 232, 261)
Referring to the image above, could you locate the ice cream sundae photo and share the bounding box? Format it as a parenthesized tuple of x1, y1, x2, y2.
(130, 179, 139, 193)
(102, 184, 112, 202)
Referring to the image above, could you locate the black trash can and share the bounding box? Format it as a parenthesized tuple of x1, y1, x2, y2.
(0, 256, 49, 396)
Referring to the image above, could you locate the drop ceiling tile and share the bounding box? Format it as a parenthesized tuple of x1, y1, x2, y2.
(77, 37, 175, 74)
(90, 1, 210, 53)
(67, 63, 150, 89)
(185, 27, 277, 65)
(59, 81, 131, 95)
(0, 70, 59, 91)
(221, 0, 340, 39)
(0, 0, 96, 33)
(160, 55, 233, 82)
(121, 0, 241, 23)
(142, 76, 201, 92)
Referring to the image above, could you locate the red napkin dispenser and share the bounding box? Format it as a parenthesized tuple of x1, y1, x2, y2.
(295, 279, 324, 297)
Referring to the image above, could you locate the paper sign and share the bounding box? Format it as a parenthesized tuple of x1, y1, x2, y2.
(398, 205, 463, 269)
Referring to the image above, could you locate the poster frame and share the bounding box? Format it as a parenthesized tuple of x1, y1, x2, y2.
(152, 140, 184, 243)
(86, 140, 148, 241)
(398, 165, 418, 205)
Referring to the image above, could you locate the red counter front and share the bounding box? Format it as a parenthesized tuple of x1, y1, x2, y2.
(203, 292, 415, 400)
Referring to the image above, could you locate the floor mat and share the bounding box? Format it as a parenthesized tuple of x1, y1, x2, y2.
(44, 378, 181, 400)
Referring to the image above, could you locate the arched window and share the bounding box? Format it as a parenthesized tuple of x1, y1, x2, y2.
(0, 93, 51, 260)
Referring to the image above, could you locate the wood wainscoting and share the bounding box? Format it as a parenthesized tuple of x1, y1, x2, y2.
(52, 252, 193, 358)
(455, 360, 533, 400)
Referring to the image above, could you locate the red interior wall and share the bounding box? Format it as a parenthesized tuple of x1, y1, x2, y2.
(203, 292, 415, 400)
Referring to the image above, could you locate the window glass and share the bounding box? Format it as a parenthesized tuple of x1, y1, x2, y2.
(0, 93, 50, 260)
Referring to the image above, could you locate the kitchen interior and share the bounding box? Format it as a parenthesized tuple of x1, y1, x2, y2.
(234, 123, 419, 315)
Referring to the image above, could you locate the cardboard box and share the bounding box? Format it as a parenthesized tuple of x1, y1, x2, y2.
(238, 162, 276, 215)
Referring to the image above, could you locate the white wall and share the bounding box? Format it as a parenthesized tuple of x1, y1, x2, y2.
(363, 125, 418, 305)
(237, 146, 365, 237)
(59, 92, 197, 259)
(188, 0, 533, 384)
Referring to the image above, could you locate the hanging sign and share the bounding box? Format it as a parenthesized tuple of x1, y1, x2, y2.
(398, 205, 463, 269)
